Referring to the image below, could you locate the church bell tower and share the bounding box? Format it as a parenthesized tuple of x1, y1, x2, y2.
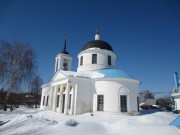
(54, 38, 72, 72)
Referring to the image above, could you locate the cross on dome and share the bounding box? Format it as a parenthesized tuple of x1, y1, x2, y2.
(95, 26, 100, 40)
(96, 26, 100, 34)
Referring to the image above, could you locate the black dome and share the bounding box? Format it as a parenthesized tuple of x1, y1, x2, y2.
(61, 50, 69, 55)
(82, 40, 113, 52)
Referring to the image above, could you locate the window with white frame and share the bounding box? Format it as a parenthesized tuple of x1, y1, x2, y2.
(97, 95, 104, 111)
(108, 55, 111, 65)
(120, 95, 127, 112)
(92, 54, 97, 64)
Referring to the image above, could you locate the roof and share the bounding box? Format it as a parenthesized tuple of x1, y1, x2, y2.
(49, 69, 137, 83)
(97, 69, 135, 79)
(61, 50, 69, 55)
(170, 116, 180, 127)
(82, 40, 113, 52)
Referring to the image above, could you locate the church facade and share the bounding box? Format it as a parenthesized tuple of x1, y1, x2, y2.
(40, 29, 140, 115)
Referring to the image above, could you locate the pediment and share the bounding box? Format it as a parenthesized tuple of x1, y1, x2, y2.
(50, 71, 67, 82)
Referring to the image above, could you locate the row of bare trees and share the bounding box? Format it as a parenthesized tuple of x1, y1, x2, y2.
(0, 88, 42, 111)
(0, 40, 43, 111)
(139, 90, 173, 108)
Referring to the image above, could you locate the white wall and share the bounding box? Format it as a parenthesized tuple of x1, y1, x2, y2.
(55, 53, 72, 72)
(94, 79, 139, 113)
(74, 77, 92, 114)
(174, 98, 180, 110)
(40, 76, 140, 115)
(40, 85, 51, 110)
(77, 48, 116, 72)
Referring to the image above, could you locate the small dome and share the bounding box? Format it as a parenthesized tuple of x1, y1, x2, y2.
(82, 40, 113, 52)
(61, 50, 69, 55)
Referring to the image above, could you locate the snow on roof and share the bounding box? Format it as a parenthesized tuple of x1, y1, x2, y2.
(57, 68, 136, 80)
(97, 69, 135, 79)
(170, 116, 180, 127)
(61, 70, 104, 79)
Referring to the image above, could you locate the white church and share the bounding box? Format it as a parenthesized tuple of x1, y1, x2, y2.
(40, 28, 140, 115)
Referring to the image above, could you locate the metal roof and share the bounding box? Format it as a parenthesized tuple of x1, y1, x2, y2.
(97, 69, 135, 79)
(170, 116, 180, 127)
(82, 40, 113, 52)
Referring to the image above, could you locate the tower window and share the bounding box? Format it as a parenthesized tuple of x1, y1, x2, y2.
(92, 54, 97, 64)
(108, 55, 111, 65)
(80, 56, 83, 66)
(63, 59, 68, 71)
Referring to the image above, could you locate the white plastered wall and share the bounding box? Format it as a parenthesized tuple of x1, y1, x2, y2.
(55, 53, 72, 72)
(174, 98, 180, 110)
(40, 85, 51, 110)
(74, 77, 92, 114)
(93, 79, 139, 113)
(77, 48, 116, 72)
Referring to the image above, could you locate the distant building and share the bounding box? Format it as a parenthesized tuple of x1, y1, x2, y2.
(172, 72, 180, 110)
(145, 99, 157, 106)
(40, 28, 140, 115)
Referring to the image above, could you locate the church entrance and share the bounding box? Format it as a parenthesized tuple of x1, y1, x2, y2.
(120, 95, 127, 112)
(62, 94, 65, 113)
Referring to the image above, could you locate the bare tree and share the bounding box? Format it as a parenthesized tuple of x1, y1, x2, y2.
(31, 75, 43, 108)
(144, 90, 155, 100)
(139, 90, 155, 103)
(0, 40, 36, 111)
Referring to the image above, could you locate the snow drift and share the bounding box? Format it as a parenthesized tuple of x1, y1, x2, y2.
(0, 107, 178, 135)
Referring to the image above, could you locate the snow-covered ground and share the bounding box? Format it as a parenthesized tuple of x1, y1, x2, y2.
(0, 107, 178, 135)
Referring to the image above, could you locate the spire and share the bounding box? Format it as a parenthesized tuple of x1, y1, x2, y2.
(63, 38, 67, 52)
(61, 36, 69, 55)
(95, 26, 100, 40)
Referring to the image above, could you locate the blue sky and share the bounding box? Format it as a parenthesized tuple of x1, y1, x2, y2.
(0, 0, 180, 94)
